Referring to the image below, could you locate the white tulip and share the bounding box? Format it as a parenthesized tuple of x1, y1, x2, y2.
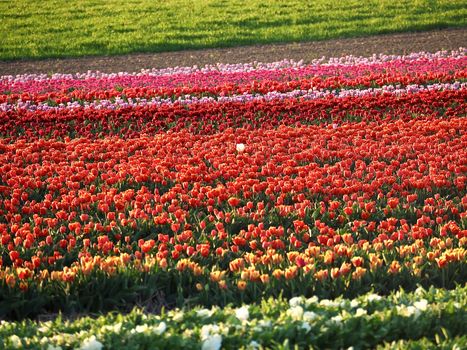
(9, 335, 22, 348)
(366, 293, 382, 302)
(196, 308, 214, 318)
(235, 306, 249, 321)
(289, 296, 304, 307)
(303, 311, 318, 322)
(47, 345, 62, 350)
(153, 322, 167, 335)
(202, 334, 222, 350)
(355, 308, 367, 317)
(135, 324, 149, 333)
(236, 143, 245, 153)
(414, 299, 428, 311)
(305, 296, 319, 306)
(200, 324, 220, 340)
(287, 305, 304, 320)
(301, 321, 311, 332)
(79, 336, 103, 350)
(330, 315, 343, 325)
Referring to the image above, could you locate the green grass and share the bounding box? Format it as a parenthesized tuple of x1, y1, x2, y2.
(0, 0, 466, 61)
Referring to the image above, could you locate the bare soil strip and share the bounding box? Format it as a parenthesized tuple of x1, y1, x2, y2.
(1, 28, 466, 76)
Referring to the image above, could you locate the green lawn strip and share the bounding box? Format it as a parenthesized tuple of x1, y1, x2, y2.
(1, 285, 465, 349)
(1, 0, 466, 61)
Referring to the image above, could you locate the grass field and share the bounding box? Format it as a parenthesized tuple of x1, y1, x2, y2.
(1, 0, 466, 61)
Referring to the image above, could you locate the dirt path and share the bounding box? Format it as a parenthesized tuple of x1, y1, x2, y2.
(1, 28, 466, 76)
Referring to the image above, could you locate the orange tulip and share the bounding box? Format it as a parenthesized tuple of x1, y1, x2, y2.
(237, 280, 247, 290)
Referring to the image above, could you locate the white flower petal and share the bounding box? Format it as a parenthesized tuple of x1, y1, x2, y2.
(79, 336, 103, 350)
(236, 143, 245, 153)
(235, 306, 249, 321)
(153, 321, 167, 335)
(202, 334, 222, 350)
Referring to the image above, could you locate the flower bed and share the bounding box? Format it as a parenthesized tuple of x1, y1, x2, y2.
(1, 286, 466, 349)
(0, 48, 465, 345)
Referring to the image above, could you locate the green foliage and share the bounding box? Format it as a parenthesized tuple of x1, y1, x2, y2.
(378, 336, 467, 350)
(0, 286, 466, 349)
(0, 0, 466, 60)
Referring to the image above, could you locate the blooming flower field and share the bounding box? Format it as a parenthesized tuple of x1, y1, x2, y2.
(0, 49, 466, 348)
(1, 287, 466, 349)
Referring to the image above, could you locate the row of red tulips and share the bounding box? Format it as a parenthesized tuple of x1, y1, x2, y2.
(1, 89, 465, 141)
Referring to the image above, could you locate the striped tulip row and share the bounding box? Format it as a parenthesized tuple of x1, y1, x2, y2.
(1, 81, 465, 112)
(1, 48, 465, 92)
(0, 49, 465, 103)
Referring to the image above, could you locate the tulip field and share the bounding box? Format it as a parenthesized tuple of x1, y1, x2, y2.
(0, 48, 466, 348)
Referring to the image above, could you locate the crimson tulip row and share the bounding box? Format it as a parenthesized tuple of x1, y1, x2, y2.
(1, 89, 465, 141)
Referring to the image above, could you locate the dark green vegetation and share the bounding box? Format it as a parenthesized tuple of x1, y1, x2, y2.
(1, 286, 466, 349)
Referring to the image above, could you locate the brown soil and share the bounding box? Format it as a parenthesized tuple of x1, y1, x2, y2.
(0, 28, 466, 76)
